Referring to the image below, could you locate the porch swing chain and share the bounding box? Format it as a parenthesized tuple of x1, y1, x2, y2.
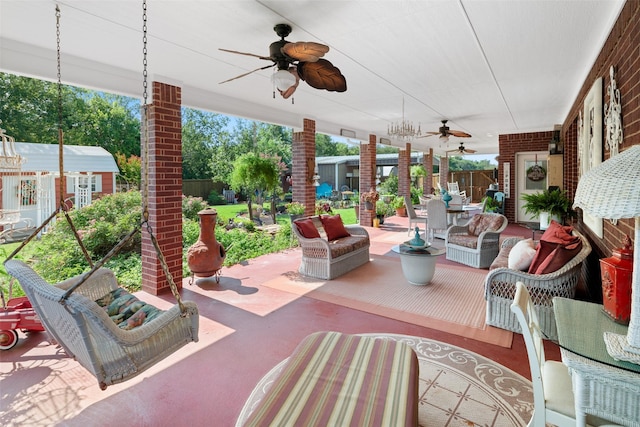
(60, 1, 186, 312)
(139, 0, 187, 313)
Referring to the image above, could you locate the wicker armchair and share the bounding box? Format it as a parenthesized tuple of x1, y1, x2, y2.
(292, 216, 370, 280)
(444, 213, 508, 268)
(484, 231, 591, 340)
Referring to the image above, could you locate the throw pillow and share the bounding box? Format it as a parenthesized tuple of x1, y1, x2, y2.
(295, 219, 321, 239)
(528, 220, 582, 274)
(319, 214, 351, 241)
(508, 238, 537, 271)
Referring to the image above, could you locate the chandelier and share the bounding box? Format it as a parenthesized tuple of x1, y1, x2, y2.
(387, 97, 421, 141)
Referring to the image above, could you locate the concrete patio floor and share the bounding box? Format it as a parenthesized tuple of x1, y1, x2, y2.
(0, 214, 560, 426)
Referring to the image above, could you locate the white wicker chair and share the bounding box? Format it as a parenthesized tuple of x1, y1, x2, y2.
(291, 216, 370, 280)
(404, 195, 428, 236)
(485, 230, 591, 341)
(511, 283, 615, 427)
(444, 213, 508, 268)
(3, 259, 199, 390)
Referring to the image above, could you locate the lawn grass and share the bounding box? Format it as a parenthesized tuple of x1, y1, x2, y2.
(212, 202, 358, 225)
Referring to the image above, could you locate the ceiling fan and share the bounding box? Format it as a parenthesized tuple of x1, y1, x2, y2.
(219, 24, 347, 99)
(447, 141, 477, 155)
(419, 120, 471, 139)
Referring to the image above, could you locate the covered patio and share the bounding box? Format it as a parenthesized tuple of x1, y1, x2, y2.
(1, 214, 557, 426)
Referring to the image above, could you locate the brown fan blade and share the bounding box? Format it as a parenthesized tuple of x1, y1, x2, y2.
(281, 41, 329, 62)
(448, 130, 472, 138)
(219, 64, 274, 84)
(464, 148, 477, 153)
(297, 59, 346, 92)
(219, 48, 272, 61)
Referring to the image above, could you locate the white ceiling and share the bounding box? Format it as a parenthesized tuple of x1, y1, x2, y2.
(0, 0, 625, 156)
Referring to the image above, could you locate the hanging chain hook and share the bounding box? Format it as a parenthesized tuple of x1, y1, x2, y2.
(141, 0, 150, 223)
(56, 5, 66, 210)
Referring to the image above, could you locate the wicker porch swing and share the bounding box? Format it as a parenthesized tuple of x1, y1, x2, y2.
(3, 3, 199, 390)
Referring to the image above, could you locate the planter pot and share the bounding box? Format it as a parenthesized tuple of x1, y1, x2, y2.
(376, 214, 385, 225)
(187, 209, 226, 278)
(354, 204, 360, 220)
(364, 201, 374, 211)
(539, 212, 561, 230)
(395, 207, 407, 217)
(373, 217, 380, 228)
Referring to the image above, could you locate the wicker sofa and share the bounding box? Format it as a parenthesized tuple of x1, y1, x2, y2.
(484, 230, 591, 340)
(444, 213, 508, 268)
(292, 215, 370, 280)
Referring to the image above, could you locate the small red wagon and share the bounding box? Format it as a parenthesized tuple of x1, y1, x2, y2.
(0, 296, 45, 350)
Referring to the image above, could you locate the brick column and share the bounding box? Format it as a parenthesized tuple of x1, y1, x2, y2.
(439, 156, 449, 192)
(141, 81, 183, 295)
(359, 135, 377, 226)
(398, 143, 411, 197)
(424, 148, 433, 195)
(292, 118, 316, 216)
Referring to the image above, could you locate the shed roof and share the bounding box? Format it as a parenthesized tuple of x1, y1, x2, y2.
(14, 142, 119, 173)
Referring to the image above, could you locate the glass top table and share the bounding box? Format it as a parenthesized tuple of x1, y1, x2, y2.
(553, 297, 640, 426)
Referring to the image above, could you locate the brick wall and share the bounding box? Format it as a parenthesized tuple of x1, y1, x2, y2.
(558, 0, 640, 301)
(141, 81, 183, 295)
(497, 131, 553, 222)
(292, 119, 316, 216)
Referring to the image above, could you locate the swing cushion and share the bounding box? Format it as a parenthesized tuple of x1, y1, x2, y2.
(95, 288, 164, 330)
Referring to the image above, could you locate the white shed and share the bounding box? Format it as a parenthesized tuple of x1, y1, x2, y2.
(1, 142, 119, 234)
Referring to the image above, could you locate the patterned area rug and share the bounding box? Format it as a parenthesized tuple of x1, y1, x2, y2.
(236, 333, 533, 427)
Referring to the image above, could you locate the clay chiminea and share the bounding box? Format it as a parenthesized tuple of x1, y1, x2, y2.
(187, 209, 226, 282)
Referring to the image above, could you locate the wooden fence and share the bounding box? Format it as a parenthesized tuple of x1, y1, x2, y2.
(432, 169, 496, 203)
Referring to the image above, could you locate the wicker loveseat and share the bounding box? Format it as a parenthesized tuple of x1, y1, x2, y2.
(292, 215, 370, 280)
(484, 229, 591, 340)
(444, 213, 508, 268)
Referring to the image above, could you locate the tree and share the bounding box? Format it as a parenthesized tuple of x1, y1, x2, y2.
(182, 108, 231, 180)
(0, 72, 141, 155)
(229, 153, 280, 222)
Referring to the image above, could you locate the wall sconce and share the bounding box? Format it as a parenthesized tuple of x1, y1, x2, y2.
(307, 158, 321, 186)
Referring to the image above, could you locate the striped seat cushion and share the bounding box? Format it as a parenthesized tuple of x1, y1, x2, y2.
(243, 331, 419, 427)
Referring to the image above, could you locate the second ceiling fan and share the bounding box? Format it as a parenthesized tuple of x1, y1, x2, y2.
(420, 119, 471, 139)
(447, 141, 477, 155)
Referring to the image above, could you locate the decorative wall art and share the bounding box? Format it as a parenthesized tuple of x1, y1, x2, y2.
(580, 77, 603, 238)
(604, 65, 623, 157)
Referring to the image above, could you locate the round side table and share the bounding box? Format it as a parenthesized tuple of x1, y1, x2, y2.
(391, 244, 445, 285)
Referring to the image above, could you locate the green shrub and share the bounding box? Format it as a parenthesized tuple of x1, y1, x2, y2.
(182, 195, 208, 221)
(207, 190, 227, 206)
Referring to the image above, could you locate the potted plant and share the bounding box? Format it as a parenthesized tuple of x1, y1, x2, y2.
(481, 196, 500, 213)
(521, 188, 572, 229)
(375, 200, 393, 225)
(391, 196, 407, 217)
(360, 188, 379, 211)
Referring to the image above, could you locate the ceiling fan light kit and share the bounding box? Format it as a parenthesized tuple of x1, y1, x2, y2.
(272, 69, 297, 91)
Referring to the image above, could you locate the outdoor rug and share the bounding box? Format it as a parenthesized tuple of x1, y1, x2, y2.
(236, 333, 533, 427)
(261, 256, 513, 347)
